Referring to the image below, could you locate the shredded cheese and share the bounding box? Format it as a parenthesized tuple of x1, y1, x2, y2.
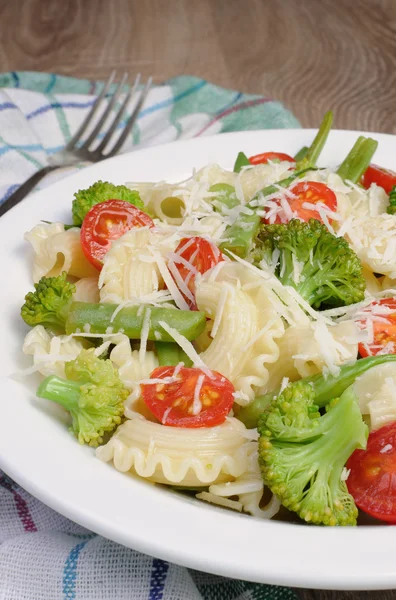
(139, 308, 151, 366)
(192, 373, 205, 415)
(157, 320, 213, 377)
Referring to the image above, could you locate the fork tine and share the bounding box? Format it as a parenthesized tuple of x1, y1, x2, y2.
(107, 77, 152, 157)
(80, 72, 129, 151)
(65, 71, 116, 151)
(93, 74, 141, 154)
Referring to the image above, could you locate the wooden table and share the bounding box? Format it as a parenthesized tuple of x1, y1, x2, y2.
(1, 0, 396, 598)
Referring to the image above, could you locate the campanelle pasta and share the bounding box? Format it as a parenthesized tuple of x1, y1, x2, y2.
(96, 415, 256, 486)
(25, 222, 97, 282)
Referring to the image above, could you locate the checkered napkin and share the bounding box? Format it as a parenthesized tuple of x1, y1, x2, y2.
(0, 71, 300, 600)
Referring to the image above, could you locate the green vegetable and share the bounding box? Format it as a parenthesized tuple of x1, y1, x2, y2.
(295, 111, 333, 171)
(21, 272, 75, 332)
(336, 136, 378, 184)
(155, 341, 193, 367)
(66, 302, 206, 342)
(41, 220, 75, 230)
(250, 218, 365, 309)
(387, 185, 396, 215)
(72, 180, 144, 226)
(220, 111, 333, 259)
(293, 146, 309, 162)
(37, 349, 128, 446)
(209, 183, 239, 212)
(238, 354, 396, 428)
(21, 274, 206, 341)
(219, 211, 261, 258)
(258, 380, 368, 526)
(233, 152, 250, 173)
(219, 167, 316, 259)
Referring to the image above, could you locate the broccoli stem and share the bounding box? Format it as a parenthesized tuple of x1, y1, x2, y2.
(336, 136, 378, 183)
(37, 375, 81, 410)
(233, 151, 250, 173)
(155, 341, 193, 367)
(310, 354, 396, 406)
(238, 354, 396, 428)
(236, 392, 273, 428)
(293, 146, 309, 162)
(65, 302, 206, 341)
(295, 110, 333, 171)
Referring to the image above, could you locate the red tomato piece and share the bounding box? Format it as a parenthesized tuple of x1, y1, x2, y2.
(357, 298, 396, 358)
(262, 181, 337, 224)
(362, 164, 396, 194)
(80, 200, 154, 270)
(347, 421, 396, 523)
(171, 237, 224, 310)
(249, 151, 295, 165)
(141, 366, 235, 427)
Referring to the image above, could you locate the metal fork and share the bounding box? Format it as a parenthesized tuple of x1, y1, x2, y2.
(0, 71, 152, 217)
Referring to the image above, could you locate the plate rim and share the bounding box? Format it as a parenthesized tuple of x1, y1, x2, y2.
(2, 128, 396, 591)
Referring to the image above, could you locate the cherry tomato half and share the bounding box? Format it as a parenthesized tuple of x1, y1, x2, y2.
(262, 181, 337, 224)
(347, 421, 396, 523)
(357, 298, 396, 358)
(81, 200, 154, 270)
(249, 152, 295, 165)
(141, 366, 235, 427)
(363, 164, 396, 194)
(171, 237, 224, 310)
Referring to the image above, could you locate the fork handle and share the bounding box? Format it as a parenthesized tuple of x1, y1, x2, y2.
(0, 165, 59, 217)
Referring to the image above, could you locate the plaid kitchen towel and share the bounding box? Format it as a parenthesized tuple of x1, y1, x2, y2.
(0, 71, 300, 600)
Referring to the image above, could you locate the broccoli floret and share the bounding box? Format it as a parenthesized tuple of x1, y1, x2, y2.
(251, 218, 365, 309)
(72, 180, 144, 226)
(387, 185, 396, 215)
(21, 272, 75, 332)
(37, 348, 128, 446)
(258, 380, 368, 526)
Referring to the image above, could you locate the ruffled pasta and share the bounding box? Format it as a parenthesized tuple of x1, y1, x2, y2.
(24, 222, 97, 282)
(264, 320, 358, 392)
(196, 262, 284, 400)
(344, 214, 396, 278)
(351, 363, 396, 430)
(206, 446, 281, 519)
(96, 416, 256, 486)
(22, 326, 85, 377)
(367, 378, 396, 431)
(99, 228, 176, 303)
(109, 334, 159, 420)
(73, 276, 100, 303)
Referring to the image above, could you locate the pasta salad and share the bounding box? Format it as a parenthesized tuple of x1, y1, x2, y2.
(20, 112, 396, 526)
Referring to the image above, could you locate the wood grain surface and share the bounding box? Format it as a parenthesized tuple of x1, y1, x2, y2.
(1, 0, 396, 598)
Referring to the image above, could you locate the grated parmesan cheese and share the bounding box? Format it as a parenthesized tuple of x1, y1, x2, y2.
(192, 373, 205, 415)
(139, 308, 151, 366)
(157, 320, 213, 377)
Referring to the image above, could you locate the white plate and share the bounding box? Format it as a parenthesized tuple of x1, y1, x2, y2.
(1, 129, 396, 592)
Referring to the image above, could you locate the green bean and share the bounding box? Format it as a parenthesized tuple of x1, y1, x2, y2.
(295, 110, 333, 171)
(65, 302, 206, 341)
(233, 151, 250, 173)
(209, 183, 239, 212)
(336, 136, 378, 183)
(293, 146, 309, 162)
(155, 341, 193, 367)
